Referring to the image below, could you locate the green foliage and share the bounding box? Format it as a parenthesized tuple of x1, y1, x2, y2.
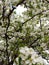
(0, 0, 49, 65)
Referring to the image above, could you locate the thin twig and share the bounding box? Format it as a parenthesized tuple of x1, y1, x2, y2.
(28, 36, 41, 47)
(39, 16, 42, 30)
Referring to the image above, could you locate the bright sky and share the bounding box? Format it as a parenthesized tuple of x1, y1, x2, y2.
(16, 5, 27, 16)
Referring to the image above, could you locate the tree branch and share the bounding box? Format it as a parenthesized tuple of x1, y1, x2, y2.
(28, 36, 41, 47)
(16, 8, 49, 32)
(2, 5, 6, 21)
(7, 0, 25, 17)
(23, 9, 49, 25)
(5, 16, 10, 65)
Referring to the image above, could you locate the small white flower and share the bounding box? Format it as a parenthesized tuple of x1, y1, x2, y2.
(33, 56, 44, 64)
(0, 40, 3, 43)
(25, 60, 30, 64)
(16, 57, 18, 62)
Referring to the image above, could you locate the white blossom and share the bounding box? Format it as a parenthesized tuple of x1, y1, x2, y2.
(16, 46, 46, 65)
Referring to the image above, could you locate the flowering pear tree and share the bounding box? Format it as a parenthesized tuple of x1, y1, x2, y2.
(0, 0, 49, 65)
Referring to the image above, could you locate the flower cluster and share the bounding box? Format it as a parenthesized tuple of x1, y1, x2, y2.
(15, 46, 46, 65)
